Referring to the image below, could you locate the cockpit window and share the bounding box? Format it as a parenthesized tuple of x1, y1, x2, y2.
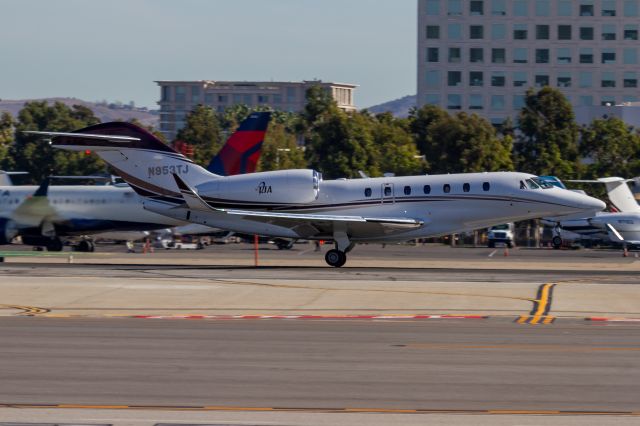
(531, 177, 554, 189)
(525, 178, 540, 189)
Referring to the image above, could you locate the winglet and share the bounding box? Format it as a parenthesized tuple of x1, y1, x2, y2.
(172, 173, 214, 212)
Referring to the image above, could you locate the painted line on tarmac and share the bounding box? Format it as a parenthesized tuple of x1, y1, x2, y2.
(586, 317, 640, 322)
(0, 403, 638, 416)
(34, 313, 489, 321)
(516, 283, 556, 325)
(129, 314, 489, 320)
(0, 304, 50, 316)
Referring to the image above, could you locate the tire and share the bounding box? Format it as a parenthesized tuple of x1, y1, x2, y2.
(488, 241, 495, 248)
(552, 236, 562, 249)
(325, 249, 347, 267)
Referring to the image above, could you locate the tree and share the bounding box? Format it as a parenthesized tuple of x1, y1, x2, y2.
(371, 112, 424, 176)
(128, 118, 167, 143)
(580, 117, 640, 179)
(426, 112, 513, 174)
(515, 87, 580, 177)
(10, 101, 106, 183)
(408, 104, 449, 162)
(0, 112, 15, 169)
(257, 122, 307, 171)
(305, 109, 380, 179)
(175, 105, 222, 166)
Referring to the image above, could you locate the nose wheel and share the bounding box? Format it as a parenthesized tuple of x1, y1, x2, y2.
(325, 249, 347, 268)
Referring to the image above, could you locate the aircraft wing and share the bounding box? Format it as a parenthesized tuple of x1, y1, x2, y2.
(172, 174, 424, 237)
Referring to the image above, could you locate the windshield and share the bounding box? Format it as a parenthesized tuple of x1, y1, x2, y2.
(537, 175, 567, 189)
(530, 177, 555, 189)
(491, 224, 510, 230)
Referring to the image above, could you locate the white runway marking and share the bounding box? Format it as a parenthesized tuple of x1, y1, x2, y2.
(488, 250, 497, 258)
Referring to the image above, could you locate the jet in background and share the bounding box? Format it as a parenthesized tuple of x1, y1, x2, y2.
(544, 177, 640, 249)
(2, 112, 272, 251)
(41, 124, 605, 267)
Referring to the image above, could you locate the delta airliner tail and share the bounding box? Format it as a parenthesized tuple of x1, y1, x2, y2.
(207, 112, 271, 175)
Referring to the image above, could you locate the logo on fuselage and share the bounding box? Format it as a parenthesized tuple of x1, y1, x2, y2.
(256, 181, 272, 194)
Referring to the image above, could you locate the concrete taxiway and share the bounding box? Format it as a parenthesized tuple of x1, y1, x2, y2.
(0, 244, 639, 425)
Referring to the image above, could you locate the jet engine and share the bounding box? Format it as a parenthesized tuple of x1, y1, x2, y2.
(0, 218, 18, 245)
(197, 169, 321, 205)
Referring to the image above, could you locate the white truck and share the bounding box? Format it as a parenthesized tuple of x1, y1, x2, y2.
(487, 223, 515, 248)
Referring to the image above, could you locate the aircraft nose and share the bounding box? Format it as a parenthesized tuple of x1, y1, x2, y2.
(576, 193, 606, 211)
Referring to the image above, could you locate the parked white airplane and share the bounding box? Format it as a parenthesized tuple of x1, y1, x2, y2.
(3, 112, 272, 251)
(31, 123, 606, 267)
(552, 177, 640, 248)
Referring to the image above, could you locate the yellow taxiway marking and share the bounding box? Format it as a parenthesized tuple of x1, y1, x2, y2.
(516, 283, 556, 325)
(0, 304, 50, 316)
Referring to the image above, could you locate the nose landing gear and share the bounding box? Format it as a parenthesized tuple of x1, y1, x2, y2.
(325, 249, 347, 267)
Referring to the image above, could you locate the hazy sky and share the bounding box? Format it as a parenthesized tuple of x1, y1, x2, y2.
(0, 0, 416, 109)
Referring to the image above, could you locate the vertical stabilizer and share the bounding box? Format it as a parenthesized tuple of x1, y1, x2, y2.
(600, 178, 640, 213)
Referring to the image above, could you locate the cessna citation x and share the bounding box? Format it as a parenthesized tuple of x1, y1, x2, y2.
(2, 112, 271, 251)
(30, 123, 605, 267)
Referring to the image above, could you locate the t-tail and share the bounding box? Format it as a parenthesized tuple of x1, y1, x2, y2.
(569, 177, 640, 213)
(25, 112, 272, 204)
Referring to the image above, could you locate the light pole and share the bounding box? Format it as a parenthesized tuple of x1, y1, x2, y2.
(276, 148, 291, 169)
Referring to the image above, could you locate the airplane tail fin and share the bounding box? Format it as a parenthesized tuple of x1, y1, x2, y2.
(27, 122, 220, 204)
(569, 177, 640, 213)
(207, 111, 272, 176)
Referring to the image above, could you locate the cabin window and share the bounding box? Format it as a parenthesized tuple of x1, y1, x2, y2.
(404, 185, 411, 195)
(463, 183, 470, 192)
(483, 182, 491, 191)
(384, 186, 392, 196)
(364, 188, 372, 197)
(423, 184, 431, 194)
(443, 184, 451, 193)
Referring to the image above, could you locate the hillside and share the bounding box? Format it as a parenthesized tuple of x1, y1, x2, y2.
(0, 97, 159, 128)
(366, 94, 416, 117)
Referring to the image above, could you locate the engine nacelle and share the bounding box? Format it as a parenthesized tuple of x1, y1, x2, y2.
(0, 218, 18, 245)
(197, 169, 321, 205)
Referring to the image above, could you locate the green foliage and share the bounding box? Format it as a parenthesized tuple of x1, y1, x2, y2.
(580, 118, 640, 178)
(0, 112, 15, 168)
(409, 104, 448, 161)
(175, 105, 222, 166)
(515, 87, 580, 177)
(257, 123, 306, 171)
(426, 112, 513, 174)
(371, 112, 425, 176)
(128, 118, 167, 143)
(305, 109, 380, 179)
(10, 101, 106, 183)
(409, 105, 512, 174)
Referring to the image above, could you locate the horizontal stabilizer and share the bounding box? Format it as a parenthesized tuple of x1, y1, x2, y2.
(172, 173, 212, 212)
(606, 223, 625, 242)
(24, 130, 140, 142)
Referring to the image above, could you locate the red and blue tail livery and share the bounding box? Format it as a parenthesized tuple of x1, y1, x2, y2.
(207, 112, 272, 176)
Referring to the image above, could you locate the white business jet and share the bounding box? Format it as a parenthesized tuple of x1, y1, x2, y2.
(551, 177, 640, 248)
(29, 122, 606, 266)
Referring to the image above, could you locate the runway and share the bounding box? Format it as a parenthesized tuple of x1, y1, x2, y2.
(1, 317, 640, 413)
(1, 244, 639, 425)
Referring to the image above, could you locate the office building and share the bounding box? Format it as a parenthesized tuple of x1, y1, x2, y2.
(417, 0, 640, 125)
(157, 80, 357, 141)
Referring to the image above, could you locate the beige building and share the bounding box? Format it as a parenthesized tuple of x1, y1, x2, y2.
(417, 0, 640, 126)
(157, 80, 357, 140)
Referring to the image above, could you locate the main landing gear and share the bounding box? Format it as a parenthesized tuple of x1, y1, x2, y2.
(552, 222, 563, 249)
(323, 227, 355, 268)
